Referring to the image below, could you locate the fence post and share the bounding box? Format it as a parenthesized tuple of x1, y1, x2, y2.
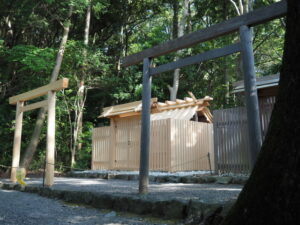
(109, 119, 116, 170)
(45, 91, 56, 187)
(11, 101, 24, 182)
(139, 57, 152, 194)
(239, 25, 262, 169)
(212, 111, 219, 173)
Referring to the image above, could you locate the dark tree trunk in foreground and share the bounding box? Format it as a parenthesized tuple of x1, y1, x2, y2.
(221, 0, 300, 224)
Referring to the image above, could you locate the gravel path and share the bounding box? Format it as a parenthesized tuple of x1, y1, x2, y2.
(12, 177, 242, 204)
(0, 189, 174, 225)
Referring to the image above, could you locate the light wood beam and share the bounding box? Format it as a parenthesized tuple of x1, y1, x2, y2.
(9, 78, 69, 105)
(157, 101, 210, 111)
(20, 100, 48, 112)
(176, 99, 186, 104)
(188, 91, 197, 102)
(165, 101, 176, 105)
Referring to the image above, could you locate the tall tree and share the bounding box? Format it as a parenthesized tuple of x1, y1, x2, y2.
(221, 0, 300, 224)
(168, 0, 190, 101)
(229, 0, 253, 15)
(20, 4, 73, 169)
(70, 0, 91, 167)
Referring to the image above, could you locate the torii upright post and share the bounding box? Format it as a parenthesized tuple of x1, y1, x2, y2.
(139, 57, 152, 194)
(240, 25, 263, 168)
(45, 90, 56, 187)
(10, 101, 24, 182)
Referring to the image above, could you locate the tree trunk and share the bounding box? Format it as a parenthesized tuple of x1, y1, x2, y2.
(70, 1, 91, 167)
(4, 16, 14, 47)
(20, 6, 73, 169)
(117, 25, 125, 72)
(169, 0, 189, 101)
(221, 1, 300, 224)
(19, 107, 46, 169)
(71, 82, 87, 167)
(222, 0, 230, 105)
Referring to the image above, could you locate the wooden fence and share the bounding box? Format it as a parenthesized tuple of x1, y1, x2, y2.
(213, 96, 276, 173)
(259, 96, 276, 137)
(92, 118, 214, 172)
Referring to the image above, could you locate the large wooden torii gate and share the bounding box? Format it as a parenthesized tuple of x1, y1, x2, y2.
(122, 1, 287, 193)
(9, 78, 69, 187)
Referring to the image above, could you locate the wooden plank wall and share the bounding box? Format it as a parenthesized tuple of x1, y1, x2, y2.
(213, 107, 251, 173)
(92, 126, 111, 170)
(213, 97, 275, 174)
(150, 119, 171, 171)
(92, 118, 213, 171)
(259, 96, 276, 138)
(113, 117, 171, 171)
(170, 120, 214, 172)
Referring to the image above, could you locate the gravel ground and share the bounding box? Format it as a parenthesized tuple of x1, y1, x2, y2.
(8, 177, 242, 204)
(0, 189, 175, 225)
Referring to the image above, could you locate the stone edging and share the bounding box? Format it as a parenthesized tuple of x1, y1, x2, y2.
(66, 172, 248, 185)
(0, 181, 234, 223)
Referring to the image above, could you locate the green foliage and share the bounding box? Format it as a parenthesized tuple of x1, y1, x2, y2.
(62, 40, 111, 79)
(6, 45, 56, 73)
(28, 151, 46, 171)
(93, 0, 109, 17)
(73, 122, 93, 169)
(0, 111, 14, 167)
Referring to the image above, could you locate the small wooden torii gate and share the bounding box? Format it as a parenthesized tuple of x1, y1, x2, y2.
(9, 78, 69, 187)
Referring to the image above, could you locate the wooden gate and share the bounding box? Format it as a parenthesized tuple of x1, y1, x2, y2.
(114, 117, 140, 170)
(91, 127, 111, 170)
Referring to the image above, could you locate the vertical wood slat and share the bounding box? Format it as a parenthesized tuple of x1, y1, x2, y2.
(109, 119, 116, 170)
(224, 110, 228, 172)
(91, 129, 95, 170)
(10, 101, 24, 182)
(169, 119, 175, 172)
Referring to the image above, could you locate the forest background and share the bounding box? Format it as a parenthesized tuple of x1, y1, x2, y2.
(0, 0, 285, 171)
